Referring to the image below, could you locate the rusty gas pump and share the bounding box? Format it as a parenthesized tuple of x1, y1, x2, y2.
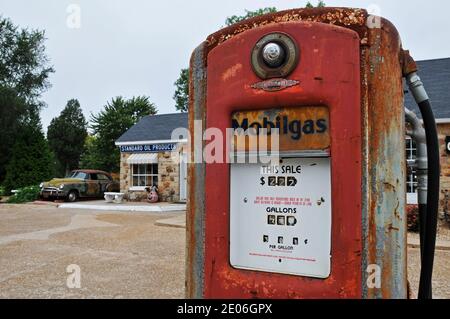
(186, 7, 440, 299)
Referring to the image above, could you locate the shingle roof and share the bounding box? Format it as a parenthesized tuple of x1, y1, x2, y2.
(405, 58, 450, 119)
(116, 113, 188, 143)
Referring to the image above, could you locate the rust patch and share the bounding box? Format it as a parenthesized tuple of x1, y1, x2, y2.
(206, 7, 369, 52)
(186, 42, 209, 299)
(217, 267, 278, 298)
(401, 50, 418, 76)
(363, 16, 407, 299)
(388, 224, 400, 232)
(383, 182, 397, 192)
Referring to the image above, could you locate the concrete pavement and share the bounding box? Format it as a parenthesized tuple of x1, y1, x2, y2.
(57, 200, 186, 213)
(0, 204, 185, 298)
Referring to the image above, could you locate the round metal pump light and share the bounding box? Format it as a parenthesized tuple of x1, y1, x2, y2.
(251, 33, 299, 79)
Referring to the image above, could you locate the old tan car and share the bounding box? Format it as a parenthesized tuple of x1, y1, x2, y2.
(40, 170, 120, 202)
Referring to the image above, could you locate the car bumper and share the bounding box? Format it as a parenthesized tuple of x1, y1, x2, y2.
(40, 188, 68, 199)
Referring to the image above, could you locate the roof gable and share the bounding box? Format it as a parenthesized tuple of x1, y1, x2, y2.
(116, 113, 188, 144)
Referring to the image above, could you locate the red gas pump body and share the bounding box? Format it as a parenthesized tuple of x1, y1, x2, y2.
(205, 22, 361, 298)
(187, 8, 407, 299)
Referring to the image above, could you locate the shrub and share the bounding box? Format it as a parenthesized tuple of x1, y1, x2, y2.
(7, 185, 41, 204)
(407, 205, 420, 232)
(0, 186, 5, 196)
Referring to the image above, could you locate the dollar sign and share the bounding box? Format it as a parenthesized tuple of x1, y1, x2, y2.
(260, 177, 265, 186)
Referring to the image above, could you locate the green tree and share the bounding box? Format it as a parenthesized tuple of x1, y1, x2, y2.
(79, 135, 102, 170)
(0, 86, 27, 182)
(84, 96, 158, 173)
(47, 99, 88, 176)
(3, 114, 54, 193)
(225, 7, 277, 26)
(0, 16, 54, 184)
(0, 16, 54, 108)
(306, 1, 326, 8)
(173, 68, 189, 113)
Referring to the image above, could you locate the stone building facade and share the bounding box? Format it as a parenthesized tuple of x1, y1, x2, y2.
(438, 123, 450, 213)
(115, 113, 188, 203)
(119, 146, 185, 202)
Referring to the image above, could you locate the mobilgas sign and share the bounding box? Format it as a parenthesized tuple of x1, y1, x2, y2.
(232, 116, 327, 140)
(120, 143, 176, 153)
(231, 106, 331, 152)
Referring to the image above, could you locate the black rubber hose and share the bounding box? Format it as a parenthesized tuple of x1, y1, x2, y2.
(418, 203, 427, 261)
(417, 99, 440, 300)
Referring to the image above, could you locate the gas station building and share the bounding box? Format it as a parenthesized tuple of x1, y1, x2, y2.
(115, 113, 188, 203)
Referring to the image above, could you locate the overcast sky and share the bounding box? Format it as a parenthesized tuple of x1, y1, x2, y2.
(1, 0, 449, 131)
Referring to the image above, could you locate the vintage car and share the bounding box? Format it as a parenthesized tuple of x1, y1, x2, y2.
(40, 170, 120, 202)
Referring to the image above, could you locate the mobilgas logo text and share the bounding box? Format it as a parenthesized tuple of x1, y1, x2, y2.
(232, 116, 328, 140)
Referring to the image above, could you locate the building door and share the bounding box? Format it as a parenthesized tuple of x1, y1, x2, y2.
(180, 152, 187, 202)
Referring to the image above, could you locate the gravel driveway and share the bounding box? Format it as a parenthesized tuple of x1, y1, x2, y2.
(0, 204, 185, 298)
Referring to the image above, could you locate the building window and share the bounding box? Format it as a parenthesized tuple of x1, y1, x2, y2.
(132, 164, 158, 187)
(406, 138, 418, 204)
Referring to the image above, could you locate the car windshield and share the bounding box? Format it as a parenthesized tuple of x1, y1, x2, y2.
(68, 171, 88, 179)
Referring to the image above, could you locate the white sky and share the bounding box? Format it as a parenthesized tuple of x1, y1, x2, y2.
(1, 0, 449, 131)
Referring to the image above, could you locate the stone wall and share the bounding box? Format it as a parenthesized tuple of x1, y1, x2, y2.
(119, 152, 131, 194)
(438, 123, 450, 213)
(158, 151, 180, 202)
(119, 144, 185, 203)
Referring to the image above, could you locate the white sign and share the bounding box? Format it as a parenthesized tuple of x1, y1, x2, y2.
(230, 158, 332, 279)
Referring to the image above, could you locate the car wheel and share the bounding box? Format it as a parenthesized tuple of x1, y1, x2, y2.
(67, 191, 78, 203)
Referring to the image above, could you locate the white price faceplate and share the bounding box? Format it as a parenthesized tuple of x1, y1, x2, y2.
(230, 158, 332, 279)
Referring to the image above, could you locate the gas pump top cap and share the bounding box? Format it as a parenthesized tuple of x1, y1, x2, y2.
(262, 43, 286, 68)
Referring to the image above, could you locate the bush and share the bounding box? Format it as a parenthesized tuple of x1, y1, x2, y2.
(407, 205, 420, 232)
(0, 186, 5, 196)
(7, 185, 41, 204)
